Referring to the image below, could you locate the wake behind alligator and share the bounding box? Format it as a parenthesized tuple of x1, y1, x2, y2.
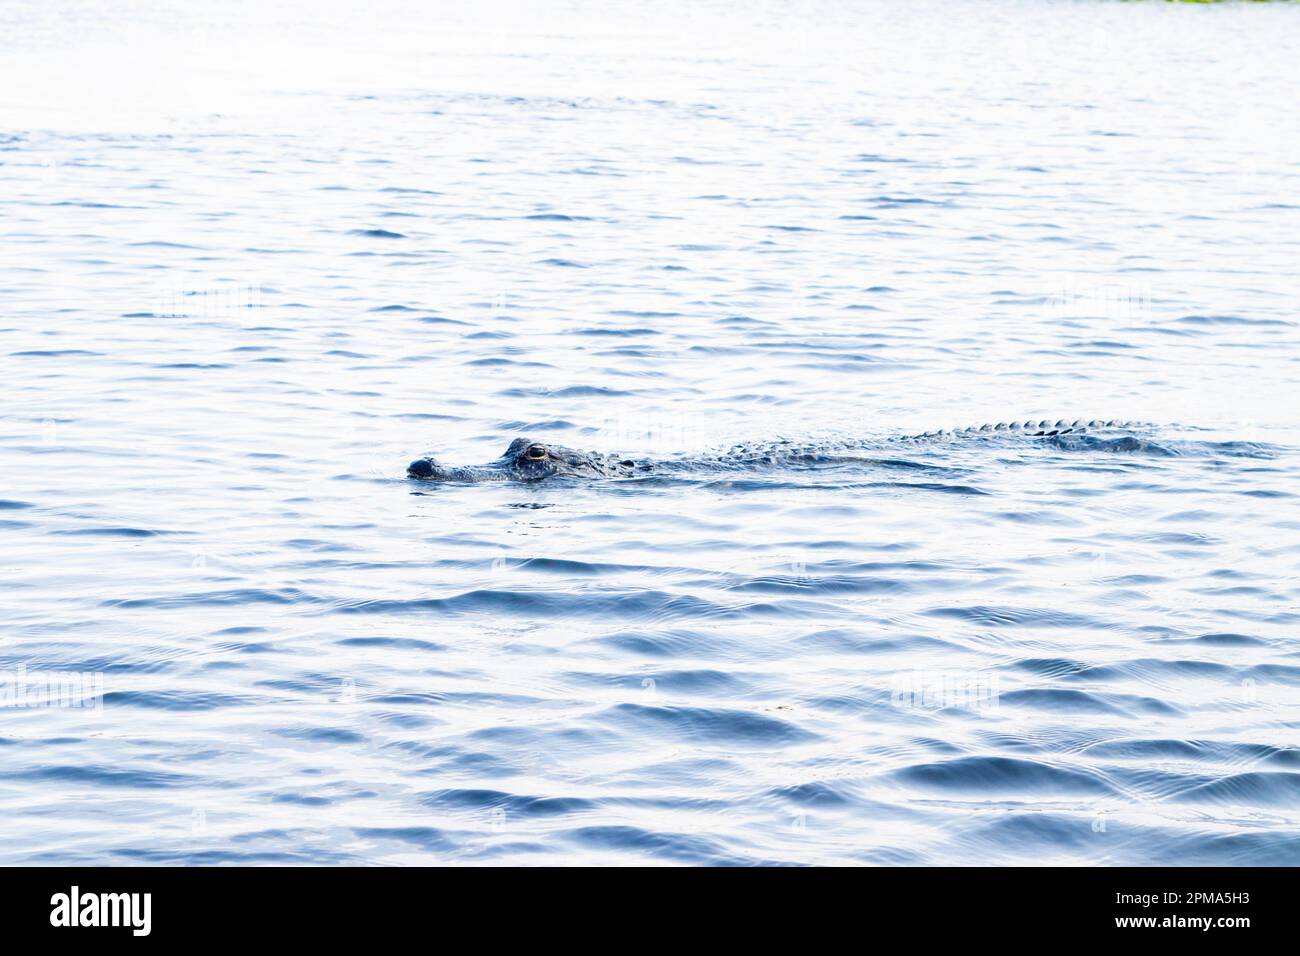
(406, 420, 1193, 483)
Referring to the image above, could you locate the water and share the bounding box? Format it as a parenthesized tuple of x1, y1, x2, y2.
(2, 0, 1299, 865)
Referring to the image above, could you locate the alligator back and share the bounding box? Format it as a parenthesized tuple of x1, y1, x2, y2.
(896, 419, 1148, 441)
(653, 420, 1154, 472)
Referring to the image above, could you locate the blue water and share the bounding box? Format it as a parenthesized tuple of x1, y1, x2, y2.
(2, 0, 1299, 865)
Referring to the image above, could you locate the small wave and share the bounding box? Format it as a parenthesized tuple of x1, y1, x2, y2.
(2, 765, 195, 789)
(335, 636, 446, 652)
(270, 793, 333, 806)
(105, 588, 317, 609)
(572, 327, 660, 337)
(1161, 632, 1270, 647)
(870, 195, 948, 206)
(892, 756, 1115, 796)
(602, 702, 816, 746)
(274, 727, 367, 744)
(332, 589, 812, 622)
(1145, 832, 1300, 867)
(420, 788, 595, 817)
(1172, 772, 1300, 808)
(12, 349, 103, 358)
(51, 526, 174, 538)
(1176, 314, 1293, 328)
(566, 667, 752, 695)
(767, 780, 862, 808)
(966, 814, 1097, 854)
(499, 384, 635, 398)
(590, 629, 725, 658)
(102, 690, 261, 711)
(1081, 739, 1295, 765)
(353, 827, 456, 852)
(724, 573, 910, 596)
(563, 825, 760, 865)
(863, 480, 988, 495)
(925, 605, 1101, 628)
(1000, 688, 1178, 716)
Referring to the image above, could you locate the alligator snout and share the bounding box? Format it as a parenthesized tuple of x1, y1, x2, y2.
(407, 457, 436, 478)
(406, 438, 639, 482)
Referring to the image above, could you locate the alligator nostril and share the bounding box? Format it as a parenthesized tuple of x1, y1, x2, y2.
(407, 458, 435, 478)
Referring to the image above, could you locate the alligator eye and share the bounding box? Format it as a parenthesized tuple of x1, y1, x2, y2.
(525, 444, 548, 460)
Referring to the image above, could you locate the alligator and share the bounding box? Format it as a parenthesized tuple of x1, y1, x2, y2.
(406, 420, 1154, 482)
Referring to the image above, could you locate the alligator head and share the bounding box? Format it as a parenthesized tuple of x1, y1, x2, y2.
(408, 438, 639, 482)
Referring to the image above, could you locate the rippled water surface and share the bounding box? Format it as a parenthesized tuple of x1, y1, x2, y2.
(3, 0, 1300, 865)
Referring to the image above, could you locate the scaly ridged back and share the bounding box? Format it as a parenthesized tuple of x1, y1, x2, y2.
(897, 419, 1147, 441)
(658, 420, 1151, 470)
